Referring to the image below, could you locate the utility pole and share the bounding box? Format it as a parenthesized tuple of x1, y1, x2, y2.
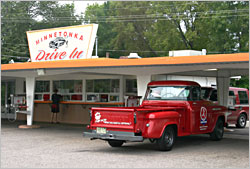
(95, 36, 98, 57)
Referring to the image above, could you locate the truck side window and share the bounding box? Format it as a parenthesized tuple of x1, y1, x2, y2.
(192, 87, 201, 101)
(238, 91, 249, 104)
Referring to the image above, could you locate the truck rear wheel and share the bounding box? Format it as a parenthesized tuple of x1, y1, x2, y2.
(236, 114, 247, 128)
(210, 118, 224, 141)
(108, 140, 124, 147)
(156, 126, 176, 151)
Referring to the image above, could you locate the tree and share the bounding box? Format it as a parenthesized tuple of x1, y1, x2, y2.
(230, 76, 249, 89)
(84, 2, 117, 57)
(84, 1, 249, 58)
(1, 1, 83, 63)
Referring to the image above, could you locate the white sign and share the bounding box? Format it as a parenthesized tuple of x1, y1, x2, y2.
(26, 24, 98, 62)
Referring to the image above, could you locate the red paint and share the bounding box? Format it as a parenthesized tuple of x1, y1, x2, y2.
(69, 47, 83, 59)
(35, 31, 85, 45)
(35, 48, 81, 61)
(201, 86, 249, 125)
(35, 50, 66, 61)
(87, 81, 228, 140)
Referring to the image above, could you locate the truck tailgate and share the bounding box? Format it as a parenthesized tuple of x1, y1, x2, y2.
(90, 107, 135, 131)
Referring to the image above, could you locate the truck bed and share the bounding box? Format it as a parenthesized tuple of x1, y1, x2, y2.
(90, 106, 184, 131)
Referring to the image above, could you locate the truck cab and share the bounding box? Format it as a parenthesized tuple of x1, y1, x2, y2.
(84, 80, 228, 151)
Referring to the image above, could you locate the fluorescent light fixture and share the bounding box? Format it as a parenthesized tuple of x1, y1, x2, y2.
(203, 69, 217, 71)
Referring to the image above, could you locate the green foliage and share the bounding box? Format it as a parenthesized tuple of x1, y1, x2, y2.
(84, 1, 249, 58)
(230, 76, 249, 89)
(1, 1, 83, 63)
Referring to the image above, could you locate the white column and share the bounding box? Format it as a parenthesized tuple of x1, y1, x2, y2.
(216, 70, 230, 107)
(136, 75, 152, 101)
(25, 77, 35, 126)
(119, 76, 124, 102)
(15, 78, 24, 95)
(82, 78, 86, 102)
(50, 80, 53, 100)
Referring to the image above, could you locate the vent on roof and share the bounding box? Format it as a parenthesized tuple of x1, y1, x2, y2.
(169, 49, 206, 57)
(128, 53, 141, 59)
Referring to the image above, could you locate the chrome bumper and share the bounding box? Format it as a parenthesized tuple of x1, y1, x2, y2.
(83, 130, 143, 142)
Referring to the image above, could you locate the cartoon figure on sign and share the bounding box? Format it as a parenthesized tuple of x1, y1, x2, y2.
(200, 107, 207, 125)
(95, 112, 101, 123)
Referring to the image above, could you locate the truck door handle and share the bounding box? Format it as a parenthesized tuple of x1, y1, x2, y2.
(193, 102, 197, 105)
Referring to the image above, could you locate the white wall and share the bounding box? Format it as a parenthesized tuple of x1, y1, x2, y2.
(166, 75, 216, 87)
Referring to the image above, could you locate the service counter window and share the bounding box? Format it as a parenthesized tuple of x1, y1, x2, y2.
(86, 79, 120, 102)
(125, 79, 137, 95)
(34, 81, 50, 101)
(53, 80, 82, 101)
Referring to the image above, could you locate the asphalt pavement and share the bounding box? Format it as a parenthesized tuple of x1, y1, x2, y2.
(1, 120, 249, 168)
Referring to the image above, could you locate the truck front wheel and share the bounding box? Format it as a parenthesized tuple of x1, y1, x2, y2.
(108, 140, 124, 147)
(210, 118, 224, 141)
(156, 126, 176, 151)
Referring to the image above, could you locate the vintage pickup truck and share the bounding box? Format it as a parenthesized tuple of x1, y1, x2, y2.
(83, 80, 228, 151)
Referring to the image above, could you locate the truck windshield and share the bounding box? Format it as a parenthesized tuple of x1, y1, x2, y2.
(146, 86, 191, 101)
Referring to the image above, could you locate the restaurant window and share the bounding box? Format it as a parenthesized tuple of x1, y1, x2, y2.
(86, 79, 120, 102)
(53, 80, 82, 101)
(34, 81, 50, 101)
(126, 79, 137, 94)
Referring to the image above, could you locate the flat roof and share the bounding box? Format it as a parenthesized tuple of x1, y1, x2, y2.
(1, 53, 249, 71)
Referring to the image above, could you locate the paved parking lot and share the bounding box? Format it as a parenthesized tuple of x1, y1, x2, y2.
(1, 120, 249, 168)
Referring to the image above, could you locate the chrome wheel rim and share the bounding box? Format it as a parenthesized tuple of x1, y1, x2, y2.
(240, 116, 246, 127)
(164, 131, 173, 145)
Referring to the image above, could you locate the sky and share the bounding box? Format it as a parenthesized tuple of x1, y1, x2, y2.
(58, 1, 105, 15)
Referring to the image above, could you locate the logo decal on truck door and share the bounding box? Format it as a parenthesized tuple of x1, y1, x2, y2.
(200, 107, 207, 125)
(200, 107, 208, 130)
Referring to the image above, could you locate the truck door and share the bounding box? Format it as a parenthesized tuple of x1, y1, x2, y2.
(190, 86, 210, 133)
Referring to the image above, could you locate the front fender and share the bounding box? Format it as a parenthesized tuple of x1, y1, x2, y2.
(144, 111, 179, 138)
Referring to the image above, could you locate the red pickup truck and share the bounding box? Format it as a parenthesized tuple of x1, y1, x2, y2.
(84, 81, 228, 151)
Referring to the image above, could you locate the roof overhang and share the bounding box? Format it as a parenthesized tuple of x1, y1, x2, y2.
(1, 53, 249, 78)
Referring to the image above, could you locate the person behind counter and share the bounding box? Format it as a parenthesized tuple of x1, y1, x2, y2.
(51, 89, 62, 123)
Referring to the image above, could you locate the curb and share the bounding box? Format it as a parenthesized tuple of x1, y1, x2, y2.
(18, 125, 41, 129)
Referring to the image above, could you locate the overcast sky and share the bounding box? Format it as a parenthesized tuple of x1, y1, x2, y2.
(59, 1, 105, 15)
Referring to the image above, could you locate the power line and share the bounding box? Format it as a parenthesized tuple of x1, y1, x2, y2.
(2, 43, 28, 46)
(2, 47, 29, 54)
(2, 9, 248, 20)
(83, 1, 242, 12)
(2, 14, 248, 23)
(1, 1, 228, 15)
(84, 9, 249, 19)
(1, 55, 30, 59)
(98, 49, 167, 53)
